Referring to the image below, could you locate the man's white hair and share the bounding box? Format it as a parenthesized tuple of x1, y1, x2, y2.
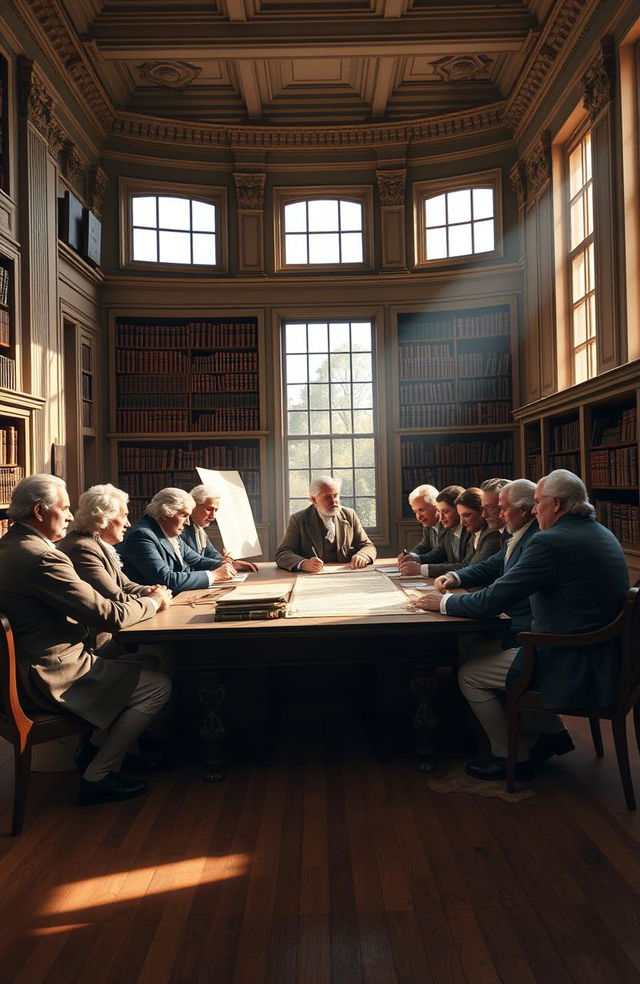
(190, 484, 222, 505)
(146, 487, 196, 521)
(8, 473, 67, 522)
(73, 484, 129, 534)
(408, 484, 439, 506)
(309, 474, 342, 498)
(540, 469, 595, 518)
(502, 478, 536, 511)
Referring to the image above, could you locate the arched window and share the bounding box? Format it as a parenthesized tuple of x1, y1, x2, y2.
(414, 171, 501, 266)
(274, 187, 372, 270)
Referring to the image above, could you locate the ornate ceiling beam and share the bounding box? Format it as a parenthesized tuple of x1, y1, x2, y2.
(235, 61, 263, 120)
(370, 58, 398, 120)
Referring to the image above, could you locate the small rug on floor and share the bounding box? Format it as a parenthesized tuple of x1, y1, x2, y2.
(424, 760, 536, 802)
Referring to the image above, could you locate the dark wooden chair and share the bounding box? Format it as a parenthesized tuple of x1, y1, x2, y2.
(506, 587, 640, 809)
(0, 612, 92, 834)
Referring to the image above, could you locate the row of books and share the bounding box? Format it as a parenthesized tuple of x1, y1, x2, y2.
(458, 352, 511, 377)
(399, 356, 455, 380)
(398, 318, 455, 340)
(590, 447, 639, 486)
(116, 351, 189, 374)
(118, 444, 260, 470)
(399, 381, 454, 403)
(400, 352, 511, 379)
(0, 465, 23, 503)
(191, 373, 259, 393)
(115, 321, 258, 350)
(527, 448, 542, 481)
(193, 409, 260, 431)
(550, 420, 579, 451)
(117, 374, 190, 395)
(0, 426, 17, 465)
(0, 354, 16, 390)
(453, 311, 510, 338)
(398, 378, 512, 405)
(118, 393, 190, 409)
(116, 468, 261, 498)
(591, 409, 637, 447)
(458, 377, 512, 400)
(0, 308, 10, 345)
(400, 437, 514, 466)
(595, 500, 640, 544)
(116, 410, 190, 432)
(547, 452, 580, 472)
(398, 309, 510, 341)
(0, 264, 9, 306)
(192, 353, 258, 373)
(402, 464, 513, 491)
(192, 393, 259, 409)
(399, 401, 512, 428)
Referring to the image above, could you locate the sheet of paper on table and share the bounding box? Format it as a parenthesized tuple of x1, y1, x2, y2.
(196, 467, 261, 559)
(288, 569, 416, 618)
(375, 565, 398, 574)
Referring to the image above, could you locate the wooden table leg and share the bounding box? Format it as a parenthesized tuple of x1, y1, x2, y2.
(197, 669, 226, 782)
(410, 660, 439, 773)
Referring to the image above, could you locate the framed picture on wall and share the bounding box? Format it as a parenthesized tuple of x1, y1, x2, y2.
(59, 190, 84, 252)
(83, 208, 102, 266)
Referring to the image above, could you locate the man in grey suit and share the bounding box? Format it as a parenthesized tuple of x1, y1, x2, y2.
(417, 470, 629, 780)
(0, 475, 171, 805)
(396, 484, 442, 566)
(276, 474, 376, 572)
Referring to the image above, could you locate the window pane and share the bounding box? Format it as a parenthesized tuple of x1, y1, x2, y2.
(286, 323, 307, 353)
(159, 230, 190, 263)
(447, 189, 471, 223)
(355, 498, 376, 526)
(574, 345, 588, 384)
(133, 227, 157, 262)
(587, 292, 597, 339)
(158, 197, 190, 231)
(340, 200, 362, 230)
(572, 251, 586, 301)
(309, 384, 329, 408)
(309, 410, 330, 434)
(330, 353, 350, 381)
(132, 196, 157, 227)
(570, 196, 584, 250)
(340, 232, 364, 263)
(333, 439, 353, 466)
(587, 242, 595, 291)
(473, 219, 494, 254)
(192, 233, 216, 265)
(308, 199, 339, 231)
(330, 323, 350, 351)
(425, 194, 446, 228)
(426, 227, 447, 260)
(289, 470, 310, 496)
(309, 233, 340, 263)
(331, 383, 351, 409)
(287, 384, 308, 409)
(192, 200, 216, 232)
(448, 223, 472, 257)
(285, 233, 308, 264)
(354, 438, 374, 466)
(573, 299, 587, 347)
(308, 354, 329, 383)
(584, 133, 592, 181)
(472, 188, 494, 220)
(352, 352, 372, 382)
(351, 322, 371, 351)
(353, 409, 374, 433)
(287, 354, 308, 383)
(334, 470, 354, 496)
(288, 441, 309, 468)
(289, 411, 309, 434)
(585, 183, 593, 236)
(308, 323, 328, 352)
(355, 469, 376, 495)
(332, 410, 352, 433)
(352, 383, 373, 407)
(310, 439, 332, 469)
(569, 144, 583, 197)
(284, 201, 308, 232)
(290, 498, 309, 514)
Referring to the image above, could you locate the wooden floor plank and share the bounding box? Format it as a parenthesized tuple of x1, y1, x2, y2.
(357, 911, 398, 984)
(445, 908, 502, 984)
(295, 913, 332, 984)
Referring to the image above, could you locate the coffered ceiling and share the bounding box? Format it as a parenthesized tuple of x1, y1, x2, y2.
(57, 0, 542, 125)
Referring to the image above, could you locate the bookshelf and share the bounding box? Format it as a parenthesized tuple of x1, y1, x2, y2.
(0, 255, 16, 391)
(0, 391, 46, 537)
(111, 315, 266, 532)
(586, 395, 639, 550)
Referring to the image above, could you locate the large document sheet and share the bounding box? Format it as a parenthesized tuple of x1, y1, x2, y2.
(196, 467, 262, 559)
(287, 569, 416, 618)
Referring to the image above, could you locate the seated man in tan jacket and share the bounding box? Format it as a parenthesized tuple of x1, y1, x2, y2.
(0, 474, 171, 806)
(276, 474, 377, 572)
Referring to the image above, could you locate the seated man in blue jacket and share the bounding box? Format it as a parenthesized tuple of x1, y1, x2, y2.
(119, 488, 236, 594)
(182, 484, 257, 573)
(416, 470, 629, 781)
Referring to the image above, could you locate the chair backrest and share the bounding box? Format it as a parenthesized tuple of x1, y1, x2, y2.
(615, 588, 640, 705)
(0, 612, 33, 737)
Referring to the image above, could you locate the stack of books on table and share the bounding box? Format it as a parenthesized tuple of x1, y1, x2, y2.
(214, 584, 290, 622)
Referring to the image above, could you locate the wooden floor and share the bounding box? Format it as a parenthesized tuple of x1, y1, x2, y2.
(2, 704, 640, 984)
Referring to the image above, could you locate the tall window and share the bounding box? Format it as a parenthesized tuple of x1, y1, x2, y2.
(131, 195, 217, 265)
(283, 199, 364, 265)
(568, 130, 597, 383)
(283, 319, 377, 527)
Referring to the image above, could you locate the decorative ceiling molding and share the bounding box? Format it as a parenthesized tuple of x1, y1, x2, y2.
(430, 55, 493, 84)
(581, 35, 614, 121)
(377, 168, 406, 207)
(509, 158, 528, 208)
(137, 60, 202, 91)
(17, 58, 53, 139)
(88, 164, 108, 217)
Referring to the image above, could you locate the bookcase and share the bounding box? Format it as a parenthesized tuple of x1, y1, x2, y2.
(110, 315, 266, 534)
(0, 391, 46, 537)
(0, 254, 16, 391)
(394, 301, 519, 521)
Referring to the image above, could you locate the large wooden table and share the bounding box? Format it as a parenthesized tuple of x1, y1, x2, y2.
(121, 561, 507, 779)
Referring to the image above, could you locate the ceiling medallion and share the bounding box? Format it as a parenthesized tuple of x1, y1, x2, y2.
(137, 61, 202, 91)
(430, 55, 493, 84)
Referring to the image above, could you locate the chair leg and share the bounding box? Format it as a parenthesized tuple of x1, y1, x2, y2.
(611, 716, 636, 811)
(506, 698, 519, 793)
(633, 701, 640, 757)
(589, 717, 604, 757)
(12, 743, 32, 836)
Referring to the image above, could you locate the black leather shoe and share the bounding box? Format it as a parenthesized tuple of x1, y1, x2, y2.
(465, 757, 534, 781)
(529, 729, 575, 764)
(78, 772, 148, 806)
(121, 751, 163, 773)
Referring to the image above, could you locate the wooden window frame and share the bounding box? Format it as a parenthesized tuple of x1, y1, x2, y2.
(565, 121, 597, 387)
(273, 186, 373, 273)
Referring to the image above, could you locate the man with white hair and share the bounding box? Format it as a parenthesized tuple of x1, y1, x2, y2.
(0, 474, 171, 805)
(415, 470, 629, 781)
(119, 487, 236, 593)
(276, 474, 376, 572)
(181, 484, 257, 573)
(396, 484, 442, 567)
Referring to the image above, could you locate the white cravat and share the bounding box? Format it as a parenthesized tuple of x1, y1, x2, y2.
(505, 519, 534, 562)
(194, 524, 207, 552)
(318, 511, 336, 543)
(167, 536, 184, 567)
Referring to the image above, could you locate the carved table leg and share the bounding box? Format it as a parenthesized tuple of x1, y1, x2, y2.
(197, 669, 226, 782)
(410, 660, 439, 773)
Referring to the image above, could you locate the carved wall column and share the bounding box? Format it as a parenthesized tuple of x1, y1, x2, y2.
(234, 173, 265, 274)
(376, 169, 407, 270)
(582, 37, 619, 374)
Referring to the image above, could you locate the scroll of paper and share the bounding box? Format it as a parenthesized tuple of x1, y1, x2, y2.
(196, 467, 262, 559)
